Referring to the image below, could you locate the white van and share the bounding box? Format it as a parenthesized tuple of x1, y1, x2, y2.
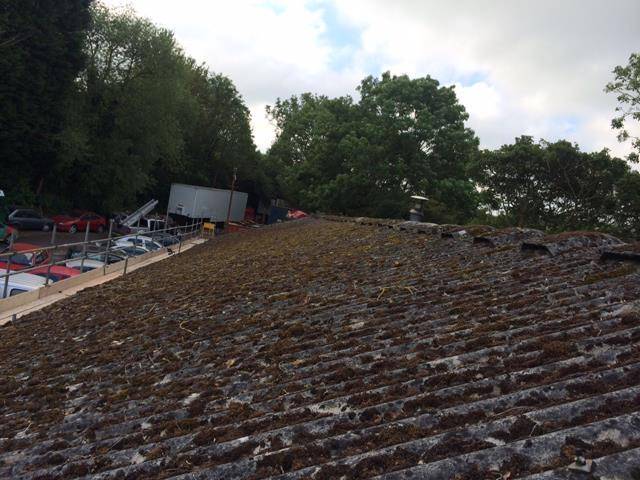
(0, 272, 47, 298)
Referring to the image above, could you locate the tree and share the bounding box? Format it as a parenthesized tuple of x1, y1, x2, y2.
(56, 3, 188, 212)
(613, 171, 640, 238)
(57, 4, 266, 213)
(177, 69, 265, 205)
(0, 0, 92, 204)
(266, 72, 479, 221)
(1, 1, 270, 214)
(606, 52, 640, 162)
(473, 136, 640, 236)
(357, 73, 479, 221)
(266, 93, 358, 211)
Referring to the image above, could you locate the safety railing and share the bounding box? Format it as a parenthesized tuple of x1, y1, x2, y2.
(1, 219, 204, 299)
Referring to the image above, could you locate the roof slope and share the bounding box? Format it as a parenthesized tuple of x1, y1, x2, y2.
(1, 217, 640, 479)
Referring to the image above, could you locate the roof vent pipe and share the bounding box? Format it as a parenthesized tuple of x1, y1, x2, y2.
(409, 195, 428, 222)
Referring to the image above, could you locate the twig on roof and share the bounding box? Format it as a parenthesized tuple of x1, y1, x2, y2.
(179, 321, 195, 334)
(494, 406, 529, 418)
(405, 286, 417, 296)
(104, 437, 123, 453)
(18, 421, 32, 437)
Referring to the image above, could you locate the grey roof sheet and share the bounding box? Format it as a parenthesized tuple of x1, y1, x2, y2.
(1, 217, 640, 479)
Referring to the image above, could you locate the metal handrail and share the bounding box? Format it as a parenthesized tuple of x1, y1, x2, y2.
(1, 219, 204, 296)
(0, 222, 199, 259)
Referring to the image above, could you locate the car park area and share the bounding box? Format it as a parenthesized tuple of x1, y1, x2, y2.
(1, 218, 202, 303)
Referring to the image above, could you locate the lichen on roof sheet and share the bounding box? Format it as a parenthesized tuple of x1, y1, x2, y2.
(1, 217, 640, 479)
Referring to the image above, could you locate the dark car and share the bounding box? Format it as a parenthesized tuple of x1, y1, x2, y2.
(66, 246, 127, 265)
(150, 232, 180, 246)
(7, 209, 54, 231)
(111, 246, 148, 257)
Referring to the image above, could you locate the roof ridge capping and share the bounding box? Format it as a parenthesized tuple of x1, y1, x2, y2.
(319, 216, 637, 261)
(521, 231, 623, 257)
(394, 221, 440, 233)
(441, 224, 495, 239)
(474, 227, 545, 247)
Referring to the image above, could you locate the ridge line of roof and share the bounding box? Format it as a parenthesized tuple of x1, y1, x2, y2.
(318, 214, 640, 261)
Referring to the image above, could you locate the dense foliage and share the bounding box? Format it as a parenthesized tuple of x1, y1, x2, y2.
(473, 137, 640, 238)
(59, 4, 267, 213)
(1, 2, 266, 213)
(266, 73, 479, 222)
(0, 0, 91, 205)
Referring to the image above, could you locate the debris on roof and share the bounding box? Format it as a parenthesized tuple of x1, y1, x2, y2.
(1, 216, 639, 479)
(601, 242, 640, 263)
(521, 231, 623, 256)
(474, 227, 544, 247)
(440, 224, 495, 239)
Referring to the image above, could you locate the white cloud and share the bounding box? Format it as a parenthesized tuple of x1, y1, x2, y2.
(333, 0, 639, 155)
(101, 0, 639, 158)
(249, 102, 275, 153)
(455, 82, 501, 121)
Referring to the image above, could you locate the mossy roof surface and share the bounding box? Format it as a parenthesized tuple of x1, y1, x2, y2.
(1, 217, 640, 479)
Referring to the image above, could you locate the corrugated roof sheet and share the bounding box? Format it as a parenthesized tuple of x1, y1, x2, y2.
(1, 217, 640, 479)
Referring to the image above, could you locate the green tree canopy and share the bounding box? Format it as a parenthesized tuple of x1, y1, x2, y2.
(0, 0, 92, 204)
(57, 3, 265, 213)
(473, 136, 640, 237)
(57, 3, 187, 211)
(267, 72, 479, 221)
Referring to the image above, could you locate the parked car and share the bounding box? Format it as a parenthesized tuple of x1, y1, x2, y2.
(129, 217, 166, 234)
(7, 209, 54, 231)
(52, 212, 107, 234)
(30, 265, 81, 283)
(0, 243, 51, 271)
(0, 272, 46, 298)
(114, 235, 162, 252)
(66, 247, 126, 265)
(110, 246, 148, 257)
(150, 231, 180, 246)
(0, 223, 17, 243)
(65, 258, 105, 273)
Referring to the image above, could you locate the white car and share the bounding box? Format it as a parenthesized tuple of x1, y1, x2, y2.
(113, 235, 163, 252)
(65, 258, 106, 273)
(1, 272, 47, 298)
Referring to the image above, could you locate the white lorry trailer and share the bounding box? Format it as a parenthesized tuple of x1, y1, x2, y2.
(167, 183, 248, 222)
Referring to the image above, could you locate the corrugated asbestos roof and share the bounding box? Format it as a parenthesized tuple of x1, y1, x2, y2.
(1, 217, 640, 479)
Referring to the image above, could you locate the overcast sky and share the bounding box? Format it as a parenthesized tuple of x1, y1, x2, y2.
(103, 0, 639, 157)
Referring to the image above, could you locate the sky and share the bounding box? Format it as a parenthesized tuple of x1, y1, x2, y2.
(103, 0, 639, 157)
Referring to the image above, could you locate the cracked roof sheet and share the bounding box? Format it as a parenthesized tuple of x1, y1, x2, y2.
(1, 217, 640, 479)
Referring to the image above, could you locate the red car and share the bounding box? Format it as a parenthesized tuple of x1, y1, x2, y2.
(287, 209, 308, 220)
(30, 265, 80, 283)
(0, 224, 17, 242)
(52, 212, 107, 234)
(0, 243, 51, 271)
(0, 243, 80, 283)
